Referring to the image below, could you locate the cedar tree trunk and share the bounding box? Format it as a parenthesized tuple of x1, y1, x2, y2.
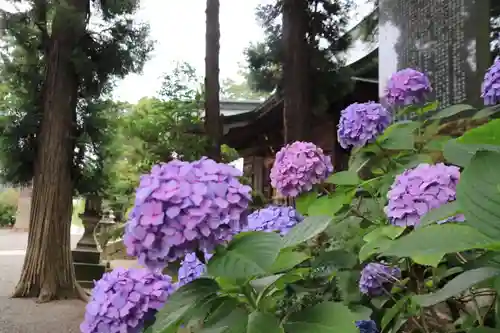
(12, 0, 88, 302)
(204, 0, 222, 161)
(282, 0, 311, 143)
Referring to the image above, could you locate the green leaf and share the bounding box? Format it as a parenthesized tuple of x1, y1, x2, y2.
(363, 226, 406, 242)
(208, 232, 283, 279)
(247, 312, 283, 333)
(422, 136, 453, 152)
(381, 296, 409, 331)
(418, 100, 439, 115)
(312, 249, 357, 271)
(152, 278, 220, 333)
(269, 250, 309, 273)
(359, 237, 393, 262)
(430, 104, 475, 119)
(250, 274, 284, 293)
(295, 191, 317, 215)
(283, 301, 368, 333)
(307, 192, 349, 216)
(472, 105, 500, 119)
(458, 118, 500, 145)
(468, 328, 498, 333)
(411, 253, 444, 267)
(383, 224, 496, 258)
(443, 139, 500, 167)
(413, 267, 500, 307)
(457, 151, 500, 238)
(325, 171, 360, 185)
(378, 121, 420, 150)
(204, 307, 249, 333)
(419, 201, 461, 227)
(282, 216, 333, 248)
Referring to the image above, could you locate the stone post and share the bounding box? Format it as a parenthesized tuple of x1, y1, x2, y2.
(72, 195, 106, 289)
(13, 185, 32, 232)
(379, 0, 490, 114)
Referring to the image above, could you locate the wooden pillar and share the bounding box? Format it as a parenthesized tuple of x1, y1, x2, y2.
(252, 156, 265, 194)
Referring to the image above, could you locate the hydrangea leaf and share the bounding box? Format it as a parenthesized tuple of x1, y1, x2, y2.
(443, 139, 500, 167)
(153, 278, 220, 333)
(295, 191, 317, 215)
(413, 267, 500, 307)
(325, 170, 361, 185)
(269, 250, 309, 273)
(383, 224, 497, 258)
(457, 118, 500, 145)
(202, 306, 248, 333)
(283, 301, 367, 333)
(430, 104, 475, 120)
(457, 151, 500, 238)
(363, 226, 406, 243)
(307, 192, 349, 217)
(207, 231, 283, 279)
(472, 105, 500, 119)
(250, 274, 284, 293)
(419, 201, 461, 227)
(378, 121, 420, 150)
(411, 253, 444, 267)
(282, 216, 333, 248)
(247, 312, 284, 333)
(359, 236, 393, 262)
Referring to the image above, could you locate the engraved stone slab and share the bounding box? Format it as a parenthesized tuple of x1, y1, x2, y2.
(379, 0, 490, 110)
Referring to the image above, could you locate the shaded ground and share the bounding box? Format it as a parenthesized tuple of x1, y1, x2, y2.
(0, 229, 85, 333)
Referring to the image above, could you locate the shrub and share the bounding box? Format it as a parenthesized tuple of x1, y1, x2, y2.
(0, 188, 18, 227)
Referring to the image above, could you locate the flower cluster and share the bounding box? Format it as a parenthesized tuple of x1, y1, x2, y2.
(482, 57, 500, 106)
(356, 320, 379, 333)
(359, 263, 401, 296)
(80, 268, 177, 333)
(270, 141, 333, 197)
(177, 251, 213, 287)
(242, 205, 303, 235)
(385, 163, 461, 227)
(124, 157, 252, 270)
(337, 102, 392, 149)
(383, 68, 432, 107)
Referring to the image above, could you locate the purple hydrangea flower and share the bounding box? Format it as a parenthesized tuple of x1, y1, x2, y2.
(385, 163, 462, 227)
(359, 263, 401, 296)
(356, 320, 379, 333)
(337, 102, 392, 149)
(124, 157, 252, 270)
(242, 205, 304, 235)
(177, 251, 213, 287)
(80, 268, 176, 333)
(384, 68, 432, 107)
(482, 57, 500, 105)
(270, 141, 333, 197)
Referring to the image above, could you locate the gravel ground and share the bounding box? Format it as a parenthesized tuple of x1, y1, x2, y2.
(0, 229, 86, 333)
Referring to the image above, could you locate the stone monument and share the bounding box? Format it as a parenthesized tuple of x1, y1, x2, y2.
(72, 195, 106, 289)
(13, 185, 32, 232)
(379, 0, 491, 109)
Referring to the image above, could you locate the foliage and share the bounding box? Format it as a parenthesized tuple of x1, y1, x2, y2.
(0, 0, 153, 192)
(0, 188, 18, 227)
(245, 0, 354, 104)
(140, 77, 500, 332)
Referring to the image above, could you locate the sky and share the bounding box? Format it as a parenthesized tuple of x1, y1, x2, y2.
(113, 0, 374, 103)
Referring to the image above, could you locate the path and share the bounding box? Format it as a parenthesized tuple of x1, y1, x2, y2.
(0, 228, 85, 333)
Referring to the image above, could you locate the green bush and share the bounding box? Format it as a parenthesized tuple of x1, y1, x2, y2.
(0, 188, 19, 227)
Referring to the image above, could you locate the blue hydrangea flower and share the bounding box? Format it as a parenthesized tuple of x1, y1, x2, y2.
(270, 141, 333, 197)
(356, 320, 379, 333)
(384, 68, 432, 107)
(359, 263, 401, 296)
(242, 205, 303, 235)
(337, 102, 391, 149)
(124, 158, 252, 270)
(385, 163, 462, 227)
(482, 57, 500, 105)
(80, 268, 177, 333)
(177, 251, 213, 287)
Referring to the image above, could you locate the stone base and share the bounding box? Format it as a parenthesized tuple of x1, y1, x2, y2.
(73, 262, 106, 284)
(72, 248, 100, 264)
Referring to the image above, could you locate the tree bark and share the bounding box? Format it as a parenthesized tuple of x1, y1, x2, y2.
(12, 0, 88, 302)
(282, 0, 311, 143)
(204, 0, 222, 161)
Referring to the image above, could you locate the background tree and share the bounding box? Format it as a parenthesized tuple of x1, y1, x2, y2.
(204, 0, 222, 160)
(0, 0, 152, 301)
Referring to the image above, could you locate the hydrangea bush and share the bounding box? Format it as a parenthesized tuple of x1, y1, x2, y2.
(82, 60, 500, 333)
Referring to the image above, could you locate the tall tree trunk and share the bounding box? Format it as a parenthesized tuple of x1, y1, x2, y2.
(204, 0, 222, 161)
(282, 0, 311, 143)
(12, 0, 88, 302)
